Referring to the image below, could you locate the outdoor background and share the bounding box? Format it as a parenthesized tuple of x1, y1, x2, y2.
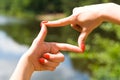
(0, 0, 120, 80)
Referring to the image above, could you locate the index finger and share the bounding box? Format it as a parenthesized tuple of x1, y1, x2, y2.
(36, 22, 47, 42)
(51, 42, 83, 53)
(45, 15, 75, 27)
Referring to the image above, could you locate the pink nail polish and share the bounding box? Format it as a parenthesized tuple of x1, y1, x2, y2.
(42, 21, 48, 23)
(43, 54, 50, 59)
(39, 58, 45, 64)
(81, 42, 85, 53)
(40, 21, 48, 27)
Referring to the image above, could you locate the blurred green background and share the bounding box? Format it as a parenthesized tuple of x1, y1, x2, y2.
(0, 0, 120, 80)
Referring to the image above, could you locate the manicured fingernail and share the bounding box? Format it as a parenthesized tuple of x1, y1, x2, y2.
(43, 54, 50, 59)
(40, 21, 48, 27)
(42, 21, 48, 23)
(81, 42, 85, 52)
(39, 58, 45, 64)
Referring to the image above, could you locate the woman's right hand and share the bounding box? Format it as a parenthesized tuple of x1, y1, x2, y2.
(44, 3, 120, 51)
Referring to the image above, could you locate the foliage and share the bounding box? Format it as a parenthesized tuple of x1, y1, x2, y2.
(1, 0, 120, 80)
(0, 0, 115, 17)
(0, 19, 40, 45)
(69, 23, 120, 80)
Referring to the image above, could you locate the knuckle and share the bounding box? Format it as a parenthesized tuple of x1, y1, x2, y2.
(70, 24, 74, 27)
(73, 7, 79, 13)
(70, 15, 77, 22)
(33, 38, 38, 44)
(72, 7, 82, 16)
(60, 54, 65, 62)
(49, 67, 56, 71)
(55, 63, 59, 67)
(32, 38, 40, 45)
(68, 15, 79, 25)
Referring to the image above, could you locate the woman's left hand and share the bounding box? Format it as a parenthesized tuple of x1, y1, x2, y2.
(26, 22, 82, 71)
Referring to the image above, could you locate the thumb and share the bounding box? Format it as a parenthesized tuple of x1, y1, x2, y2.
(78, 30, 88, 52)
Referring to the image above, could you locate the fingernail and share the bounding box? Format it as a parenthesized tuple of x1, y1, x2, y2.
(42, 20, 48, 23)
(40, 21, 48, 27)
(43, 54, 50, 59)
(39, 58, 45, 64)
(81, 42, 85, 52)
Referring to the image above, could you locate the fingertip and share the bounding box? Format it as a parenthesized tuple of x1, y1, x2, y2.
(40, 21, 48, 27)
(36, 21, 48, 42)
(80, 41, 85, 53)
(78, 40, 85, 53)
(42, 16, 72, 27)
(43, 53, 50, 60)
(39, 58, 45, 64)
(78, 30, 88, 53)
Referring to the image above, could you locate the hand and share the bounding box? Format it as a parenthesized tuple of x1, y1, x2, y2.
(44, 3, 119, 51)
(26, 21, 82, 71)
(10, 22, 82, 80)
(39, 52, 64, 71)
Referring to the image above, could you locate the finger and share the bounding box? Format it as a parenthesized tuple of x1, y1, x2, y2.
(44, 66, 56, 71)
(44, 15, 75, 27)
(78, 27, 93, 46)
(36, 22, 47, 42)
(51, 42, 83, 53)
(39, 57, 59, 67)
(40, 64, 56, 71)
(77, 30, 88, 52)
(43, 52, 65, 62)
(78, 32, 87, 46)
(71, 24, 86, 52)
(71, 24, 82, 32)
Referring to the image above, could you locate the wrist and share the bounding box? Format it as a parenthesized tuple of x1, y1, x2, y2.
(10, 54, 34, 80)
(101, 3, 120, 23)
(21, 54, 34, 80)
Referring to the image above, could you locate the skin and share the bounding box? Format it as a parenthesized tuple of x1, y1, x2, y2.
(10, 22, 82, 80)
(10, 3, 120, 80)
(44, 3, 120, 49)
